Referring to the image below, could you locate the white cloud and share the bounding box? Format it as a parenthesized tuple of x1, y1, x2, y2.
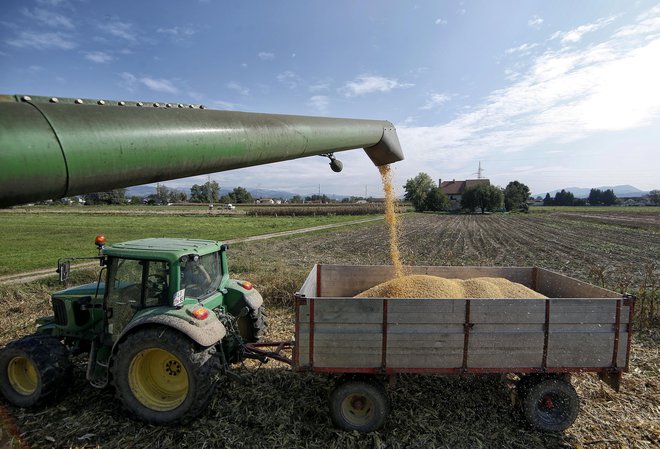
(6, 31, 76, 49)
(140, 77, 179, 94)
(435, 18, 447, 26)
(309, 79, 332, 92)
(213, 100, 243, 111)
(277, 71, 302, 89)
(84, 51, 113, 63)
(22, 8, 74, 29)
(99, 21, 137, 42)
(420, 93, 451, 110)
(308, 95, 329, 114)
(398, 5, 660, 172)
(505, 42, 539, 55)
(257, 52, 275, 60)
(551, 16, 616, 43)
(157, 26, 197, 40)
(528, 16, 543, 28)
(118, 72, 179, 94)
(342, 75, 414, 97)
(226, 81, 249, 96)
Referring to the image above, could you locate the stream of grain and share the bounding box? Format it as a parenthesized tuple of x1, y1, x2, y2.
(378, 164, 403, 278)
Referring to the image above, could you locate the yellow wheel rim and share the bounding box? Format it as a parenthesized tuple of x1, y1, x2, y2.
(128, 348, 189, 411)
(341, 393, 374, 426)
(7, 356, 38, 396)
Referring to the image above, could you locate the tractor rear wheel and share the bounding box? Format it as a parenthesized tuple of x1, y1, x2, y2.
(0, 334, 71, 407)
(330, 379, 390, 432)
(237, 306, 266, 343)
(111, 326, 222, 424)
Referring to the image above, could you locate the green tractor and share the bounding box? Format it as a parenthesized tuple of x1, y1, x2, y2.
(0, 236, 265, 424)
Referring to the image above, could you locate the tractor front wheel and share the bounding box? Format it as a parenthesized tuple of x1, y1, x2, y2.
(0, 334, 71, 407)
(111, 326, 222, 424)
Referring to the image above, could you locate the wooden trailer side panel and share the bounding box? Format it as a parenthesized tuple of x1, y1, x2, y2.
(294, 265, 630, 373)
(387, 299, 465, 368)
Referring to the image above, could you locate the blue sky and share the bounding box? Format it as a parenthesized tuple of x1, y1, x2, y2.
(2, 0, 659, 197)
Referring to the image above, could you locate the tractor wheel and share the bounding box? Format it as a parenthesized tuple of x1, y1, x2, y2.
(237, 307, 266, 343)
(522, 378, 579, 432)
(330, 379, 390, 432)
(0, 334, 71, 407)
(111, 326, 222, 424)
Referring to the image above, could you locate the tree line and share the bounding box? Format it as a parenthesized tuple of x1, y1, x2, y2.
(542, 188, 618, 206)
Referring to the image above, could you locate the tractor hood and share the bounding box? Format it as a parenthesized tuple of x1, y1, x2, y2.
(53, 282, 105, 300)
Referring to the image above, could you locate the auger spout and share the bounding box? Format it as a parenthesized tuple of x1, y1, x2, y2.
(0, 94, 404, 207)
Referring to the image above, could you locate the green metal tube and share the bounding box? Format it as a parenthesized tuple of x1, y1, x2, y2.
(0, 94, 403, 207)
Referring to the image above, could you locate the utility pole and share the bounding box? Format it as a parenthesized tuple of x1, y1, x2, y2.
(207, 175, 213, 210)
(473, 161, 485, 179)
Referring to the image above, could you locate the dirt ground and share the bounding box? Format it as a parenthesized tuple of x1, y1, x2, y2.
(1, 211, 658, 449)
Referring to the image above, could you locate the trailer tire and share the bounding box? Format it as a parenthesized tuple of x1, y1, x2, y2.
(330, 379, 389, 432)
(0, 334, 71, 407)
(111, 326, 222, 424)
(522, 378, 579, 432)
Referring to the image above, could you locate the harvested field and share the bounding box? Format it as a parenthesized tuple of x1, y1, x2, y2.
(1, 211, 658, 448)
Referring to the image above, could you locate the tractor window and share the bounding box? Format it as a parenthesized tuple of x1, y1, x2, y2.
(180, 252, 221, 299)
(106, 258, 170, 337)
(144, 261, 169, 307)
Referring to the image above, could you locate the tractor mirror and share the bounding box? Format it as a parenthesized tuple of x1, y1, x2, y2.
(57, 260, 70, 282)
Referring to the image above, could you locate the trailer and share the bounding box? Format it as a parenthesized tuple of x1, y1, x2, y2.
(248, 264, 634, 433)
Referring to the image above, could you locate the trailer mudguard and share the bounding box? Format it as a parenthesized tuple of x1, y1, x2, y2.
(113, 305, 226, 351)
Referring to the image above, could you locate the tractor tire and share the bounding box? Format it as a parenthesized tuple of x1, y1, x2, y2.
(110, 326, 222, 424)
(0, 334, 71, 407)
(521, 378, 579, 432)
(330, 379, 390, 432)
(237, 306, 266, 343)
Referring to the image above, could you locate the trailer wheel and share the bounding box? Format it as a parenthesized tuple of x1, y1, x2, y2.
(0, 334, 71, 407)
(330, 379, 389, 432)
(522, 378, 579, 432)
(111, 326, 222, 424)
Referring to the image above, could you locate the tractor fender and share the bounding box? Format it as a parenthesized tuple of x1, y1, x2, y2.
(113, 307, 226, 352)
(224, 280, 263, 314)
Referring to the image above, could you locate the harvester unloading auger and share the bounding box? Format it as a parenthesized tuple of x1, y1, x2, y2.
(0, 94, 403, 208)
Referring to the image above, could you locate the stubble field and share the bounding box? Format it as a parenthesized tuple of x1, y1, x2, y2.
(1, 210, 658, 449)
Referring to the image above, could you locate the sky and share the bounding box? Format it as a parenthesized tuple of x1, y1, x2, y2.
(2, 0, 659, 197)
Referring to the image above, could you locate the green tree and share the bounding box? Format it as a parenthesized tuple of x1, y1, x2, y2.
(588, 188, 602, 205)
(290, 195, 303, 204)
(403, 172, 435, 211)
(553, 189, 575, 206)
(230, 187, 253, 203)
(649, 190, 660, 205)
(424, 186, 450, 212)
(503, 181, 530, 212)
(190, 181, 220, 203)
(543, 193, 553, 206)
(129, 195, 143, 205)
(461, 184, 503, 213)
(84, 189, 127, 205)
(601, 189, 617, 206)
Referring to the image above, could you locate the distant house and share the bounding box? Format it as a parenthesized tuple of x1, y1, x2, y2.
(255, 198, 275, 204)
(439, 178, 490, 210)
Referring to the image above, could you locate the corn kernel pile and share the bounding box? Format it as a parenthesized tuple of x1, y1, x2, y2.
(355, 274, 547, 299)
